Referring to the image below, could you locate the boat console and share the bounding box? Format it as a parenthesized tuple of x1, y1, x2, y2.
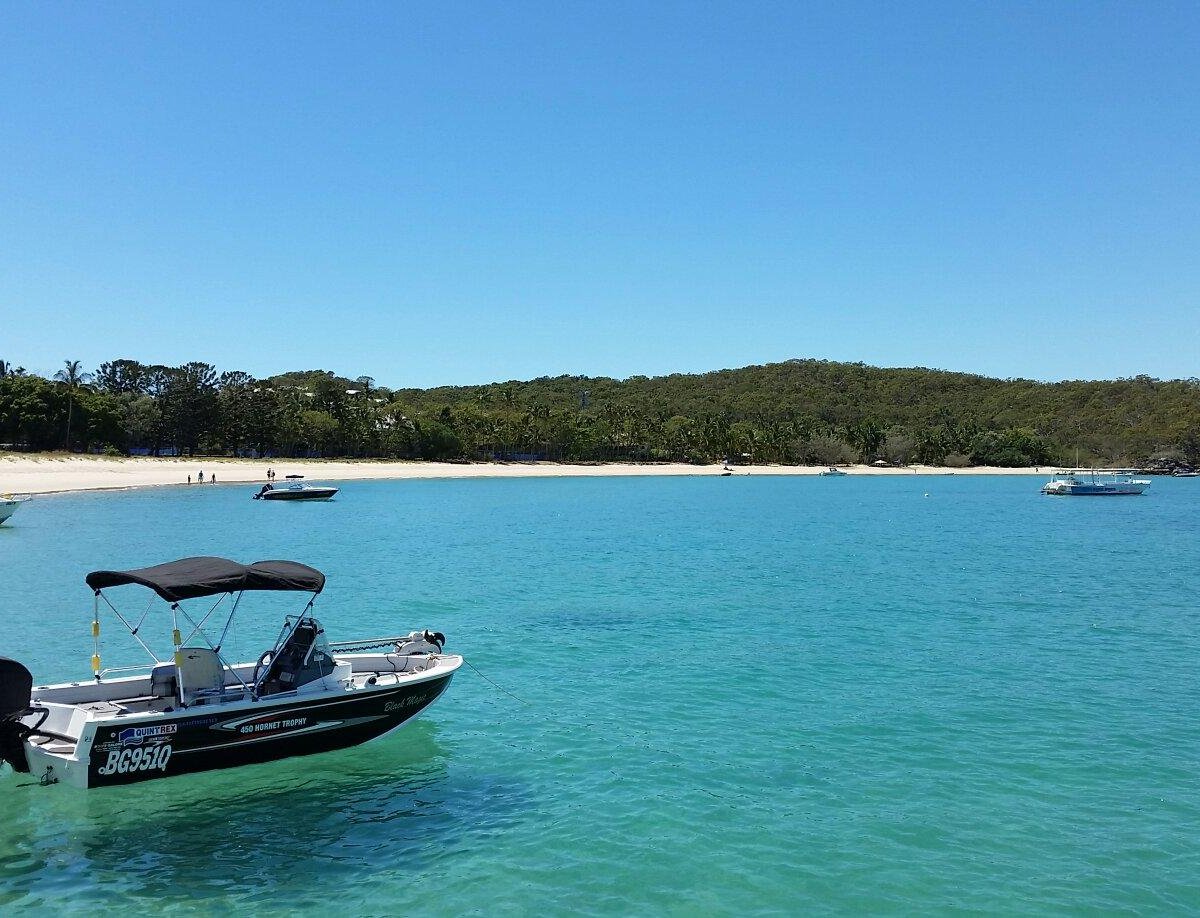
(255, 618, 339, 696)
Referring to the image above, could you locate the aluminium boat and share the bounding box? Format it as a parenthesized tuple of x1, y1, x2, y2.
(0, 557, 460, 789)
(0, 493, 32, 525)
(254, 475, 339, 501)
(1040, 469, 1150, 496)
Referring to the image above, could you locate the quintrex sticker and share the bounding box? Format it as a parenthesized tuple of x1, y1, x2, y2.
(118, 724, 177, 746)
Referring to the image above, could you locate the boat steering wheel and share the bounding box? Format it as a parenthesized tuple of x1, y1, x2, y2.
(252, 650, 274, 685)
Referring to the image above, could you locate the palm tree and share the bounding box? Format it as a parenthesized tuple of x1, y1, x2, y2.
(54, 359, 93, 450)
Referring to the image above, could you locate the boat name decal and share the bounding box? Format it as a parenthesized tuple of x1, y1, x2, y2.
(97, 743, 173, 776)
(384, 693, 430, 713)
(212, 712, 314, 734)
(118, 724, 178, 746)
(239, 716, 308, 735)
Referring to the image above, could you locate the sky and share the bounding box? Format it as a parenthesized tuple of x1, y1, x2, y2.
(2, 1, 1197, 387)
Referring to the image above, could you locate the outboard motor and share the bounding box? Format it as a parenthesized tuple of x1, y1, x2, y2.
(0, 657, 33, 773)
(395, 630, 445, 655)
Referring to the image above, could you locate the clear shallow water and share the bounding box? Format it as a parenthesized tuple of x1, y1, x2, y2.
(1, 474, 1198, 915)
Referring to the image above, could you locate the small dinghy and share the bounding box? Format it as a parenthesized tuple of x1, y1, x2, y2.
(0, 557, 460, 788)
(254, 475, 338, 501)
(0, 493, 32, 525)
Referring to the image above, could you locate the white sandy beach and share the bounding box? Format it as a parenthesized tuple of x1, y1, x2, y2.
(0, 454, 1049, 495)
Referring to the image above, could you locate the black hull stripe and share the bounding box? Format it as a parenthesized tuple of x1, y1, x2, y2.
(173, 716, 383, 754)
(87, 673, 453, 787)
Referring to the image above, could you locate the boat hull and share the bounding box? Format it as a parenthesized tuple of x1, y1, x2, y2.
(1040, 470, 1150, 496)
(0, 499, 27, 524)
(26, 670, 454, 789)
(1041, 483, 1148, 495)
(259, 488, 339, 501)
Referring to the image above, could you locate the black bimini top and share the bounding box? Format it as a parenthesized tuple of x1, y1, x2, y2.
(85, 557, 326, 602)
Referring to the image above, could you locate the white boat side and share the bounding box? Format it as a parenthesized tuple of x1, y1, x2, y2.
(0, 493, 32, 525)
(1040, 469, 1151, 496)
(18, 652, 462, 789)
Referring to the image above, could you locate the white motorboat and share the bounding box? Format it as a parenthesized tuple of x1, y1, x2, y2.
(818, 467, 847, 476)
(0, 557, 461, 789)
(1040, 469, 1150, 496)
(254, 475, 339, 501)
(0, 493, 31, 525)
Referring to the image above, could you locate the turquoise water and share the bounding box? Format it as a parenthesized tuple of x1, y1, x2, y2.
(1, 475, 1198, 914)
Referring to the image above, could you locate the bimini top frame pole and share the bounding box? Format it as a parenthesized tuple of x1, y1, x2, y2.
(95, 590, 162, 676)
(169, 594, 258, 698)
(84, 556, 326, 686)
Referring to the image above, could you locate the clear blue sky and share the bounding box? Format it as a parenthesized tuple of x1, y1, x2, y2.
(2, 1, 1197, 386)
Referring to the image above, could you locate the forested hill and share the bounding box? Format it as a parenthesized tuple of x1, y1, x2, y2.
(391, 360, 1199, 466)
(1, 357, 1197, 467)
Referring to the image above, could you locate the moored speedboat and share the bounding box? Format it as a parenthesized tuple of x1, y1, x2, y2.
(0, 557, 460, 788)
(254, 475, 339, 501)
(818, 467, 847, 476)
(1040, 469, 1150, 496)
(0, 493, 32, 525)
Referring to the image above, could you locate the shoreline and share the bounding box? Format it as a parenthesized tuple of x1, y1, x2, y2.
(1, 454, 1051, 496)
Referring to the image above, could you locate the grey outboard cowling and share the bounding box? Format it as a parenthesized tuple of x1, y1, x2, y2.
(0, 657, 33, 773)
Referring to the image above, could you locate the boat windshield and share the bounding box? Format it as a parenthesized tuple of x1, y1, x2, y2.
(256, 616, 336, 695)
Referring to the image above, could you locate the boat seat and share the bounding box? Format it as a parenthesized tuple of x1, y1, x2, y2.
(258, 621, 334, 695)
(177, 647, 224, 703)
(150, 663, 178, 700)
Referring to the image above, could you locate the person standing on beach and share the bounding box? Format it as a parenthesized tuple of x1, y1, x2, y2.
(198, 470, 204, 483)
(211, 473, 217, 484)
(187, 475, 191, 484)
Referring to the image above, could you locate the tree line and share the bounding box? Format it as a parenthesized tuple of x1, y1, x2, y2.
(1, 357, 1197, 467)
